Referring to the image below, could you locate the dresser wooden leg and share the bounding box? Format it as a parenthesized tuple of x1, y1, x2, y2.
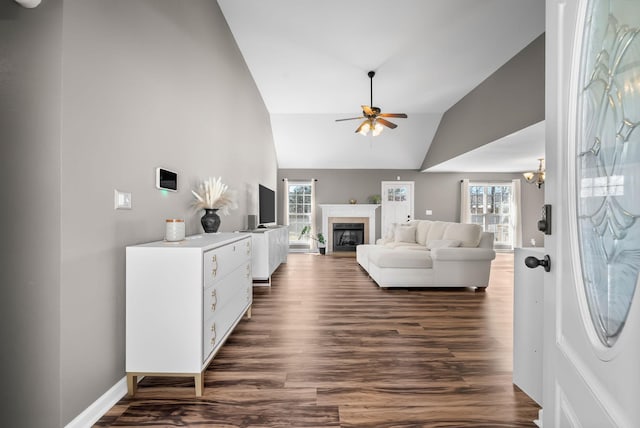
(194, 373, 204, 397)
(246, 306, 252, 319)
(127, 374, 137, 396)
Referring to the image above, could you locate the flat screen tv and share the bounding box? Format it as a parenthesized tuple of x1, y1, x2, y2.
(258, 184, 276, 225)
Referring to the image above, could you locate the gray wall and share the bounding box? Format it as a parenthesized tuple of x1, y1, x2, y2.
(278, 169, 545, 247)
(421, 34, 545, 170)
(1, 1, 63, 426)
(3, 1, 277, 426)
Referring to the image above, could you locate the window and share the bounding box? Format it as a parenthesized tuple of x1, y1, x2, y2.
(287, 182, 313, 246)
(469, 183, 513, 249)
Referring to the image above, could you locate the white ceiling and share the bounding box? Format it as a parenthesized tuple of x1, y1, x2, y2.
(217, 0, 545, 170)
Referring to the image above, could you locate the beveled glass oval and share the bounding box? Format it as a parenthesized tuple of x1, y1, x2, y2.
(575, 0, 640, 347)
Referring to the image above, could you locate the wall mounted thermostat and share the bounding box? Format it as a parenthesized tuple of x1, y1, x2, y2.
(156, 168, 177, 192)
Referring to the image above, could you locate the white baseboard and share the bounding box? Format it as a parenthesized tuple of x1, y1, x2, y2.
(533, 408, 543, 427)
(65, 376, 128, 428)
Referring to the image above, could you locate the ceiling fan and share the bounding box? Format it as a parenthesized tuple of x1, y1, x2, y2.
(336, 70, 408, 136)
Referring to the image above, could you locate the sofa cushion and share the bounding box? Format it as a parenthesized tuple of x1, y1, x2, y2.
(394, 225, 417, 243)
(426, 239, 461, 250)
(384, 241, 424, 250)
(442, 223, 483, 247)
(369, 248, 433, 269)
(415, 220, 432, 246)
(425, 221, 450, 242)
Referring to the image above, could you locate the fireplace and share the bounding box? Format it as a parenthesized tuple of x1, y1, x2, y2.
(320, 204, 379, 254)
(332, 223, 365, 252)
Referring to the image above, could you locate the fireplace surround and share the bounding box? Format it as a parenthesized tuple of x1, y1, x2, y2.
(319, 204, 379, 254)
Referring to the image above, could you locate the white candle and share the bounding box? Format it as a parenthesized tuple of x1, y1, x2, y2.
(165, 219, 185, 241)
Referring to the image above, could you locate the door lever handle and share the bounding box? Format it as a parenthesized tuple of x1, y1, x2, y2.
(525, 255, 551, 272)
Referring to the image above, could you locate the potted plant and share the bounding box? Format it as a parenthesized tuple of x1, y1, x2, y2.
(298, 225, 326, 255)
(368, 194, 382, 204)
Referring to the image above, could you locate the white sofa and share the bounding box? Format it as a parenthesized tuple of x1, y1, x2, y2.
(356, 220, 496, 289)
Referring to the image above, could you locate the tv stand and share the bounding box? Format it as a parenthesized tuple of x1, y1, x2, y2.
(250, 225, 288, 284)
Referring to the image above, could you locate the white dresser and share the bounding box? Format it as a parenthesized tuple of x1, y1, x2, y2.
(250, 226, 288, 283)
(126, 233, 252, 396)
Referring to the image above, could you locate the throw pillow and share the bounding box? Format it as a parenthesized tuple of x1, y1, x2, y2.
(384, 222, 398, 241)
(426, 239, 461, 250)
(394, 225, 417, 243)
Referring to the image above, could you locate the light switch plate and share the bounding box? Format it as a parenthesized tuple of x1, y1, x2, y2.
(114, 190, 132, 210)
(425, 209, 433, 216)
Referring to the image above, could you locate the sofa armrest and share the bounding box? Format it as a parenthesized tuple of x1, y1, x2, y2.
(430, 247, 496, 261)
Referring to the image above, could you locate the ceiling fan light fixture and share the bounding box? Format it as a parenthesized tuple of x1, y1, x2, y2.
(337, 70, 407, 137)
(372, 121, 384, 136)
(358, 121, 371, 135)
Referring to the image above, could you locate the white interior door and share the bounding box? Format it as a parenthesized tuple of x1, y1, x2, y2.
(381, 181, 414, 237)
(544, 0, 640, 426)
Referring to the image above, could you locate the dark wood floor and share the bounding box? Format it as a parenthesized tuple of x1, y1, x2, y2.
(97, 252, 539, 427)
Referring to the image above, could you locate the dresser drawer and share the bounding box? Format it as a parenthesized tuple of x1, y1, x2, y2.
(202, 289, 250, 361)
(203, 237, 251, 287)
(203, 261, 251, 318)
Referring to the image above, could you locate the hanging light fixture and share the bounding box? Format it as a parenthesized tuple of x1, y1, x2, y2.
(336, 71, 407, 136)
(523, 158, 545, 188)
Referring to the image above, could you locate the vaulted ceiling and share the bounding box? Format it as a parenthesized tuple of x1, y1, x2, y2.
(217, 0, 545, 170)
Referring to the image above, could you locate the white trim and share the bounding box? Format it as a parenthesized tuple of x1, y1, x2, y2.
(558, 335, 629, 428)
(64, 376, 130, 428)
(319, 204, 379, 253)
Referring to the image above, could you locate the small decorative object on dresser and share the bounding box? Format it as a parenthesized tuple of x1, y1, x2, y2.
(165, 219, 185, 241)
(349, 199, 357, 204)
(191, 176, 237, 233)
(200, 209, 220, 233)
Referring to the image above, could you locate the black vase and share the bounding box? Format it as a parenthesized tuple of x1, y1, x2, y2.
(201, 208, 221, 233)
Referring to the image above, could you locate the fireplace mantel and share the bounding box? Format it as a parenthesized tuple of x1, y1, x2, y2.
(319, 204, 380, 254)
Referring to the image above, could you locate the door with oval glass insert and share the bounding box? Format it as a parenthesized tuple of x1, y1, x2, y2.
(545, 0, 640, 426)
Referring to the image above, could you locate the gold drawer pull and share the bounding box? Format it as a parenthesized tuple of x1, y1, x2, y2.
(210, 289, 217, 312)
(211, 254, 218, 278)
(210, 323, 217, 346)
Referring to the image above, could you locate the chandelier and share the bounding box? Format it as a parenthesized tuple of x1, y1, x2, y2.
(523, 158, 545, 188)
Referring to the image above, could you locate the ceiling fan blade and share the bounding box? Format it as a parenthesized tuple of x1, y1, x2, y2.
(361, 105, 374, 116)
(379, 113, 408, 118)
(355, 120, 370, 134)
(377, 118, 397, 129)
(335, 116, 364, 122)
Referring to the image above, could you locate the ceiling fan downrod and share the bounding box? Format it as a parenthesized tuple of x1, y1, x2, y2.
(368, 70, 375, 110)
